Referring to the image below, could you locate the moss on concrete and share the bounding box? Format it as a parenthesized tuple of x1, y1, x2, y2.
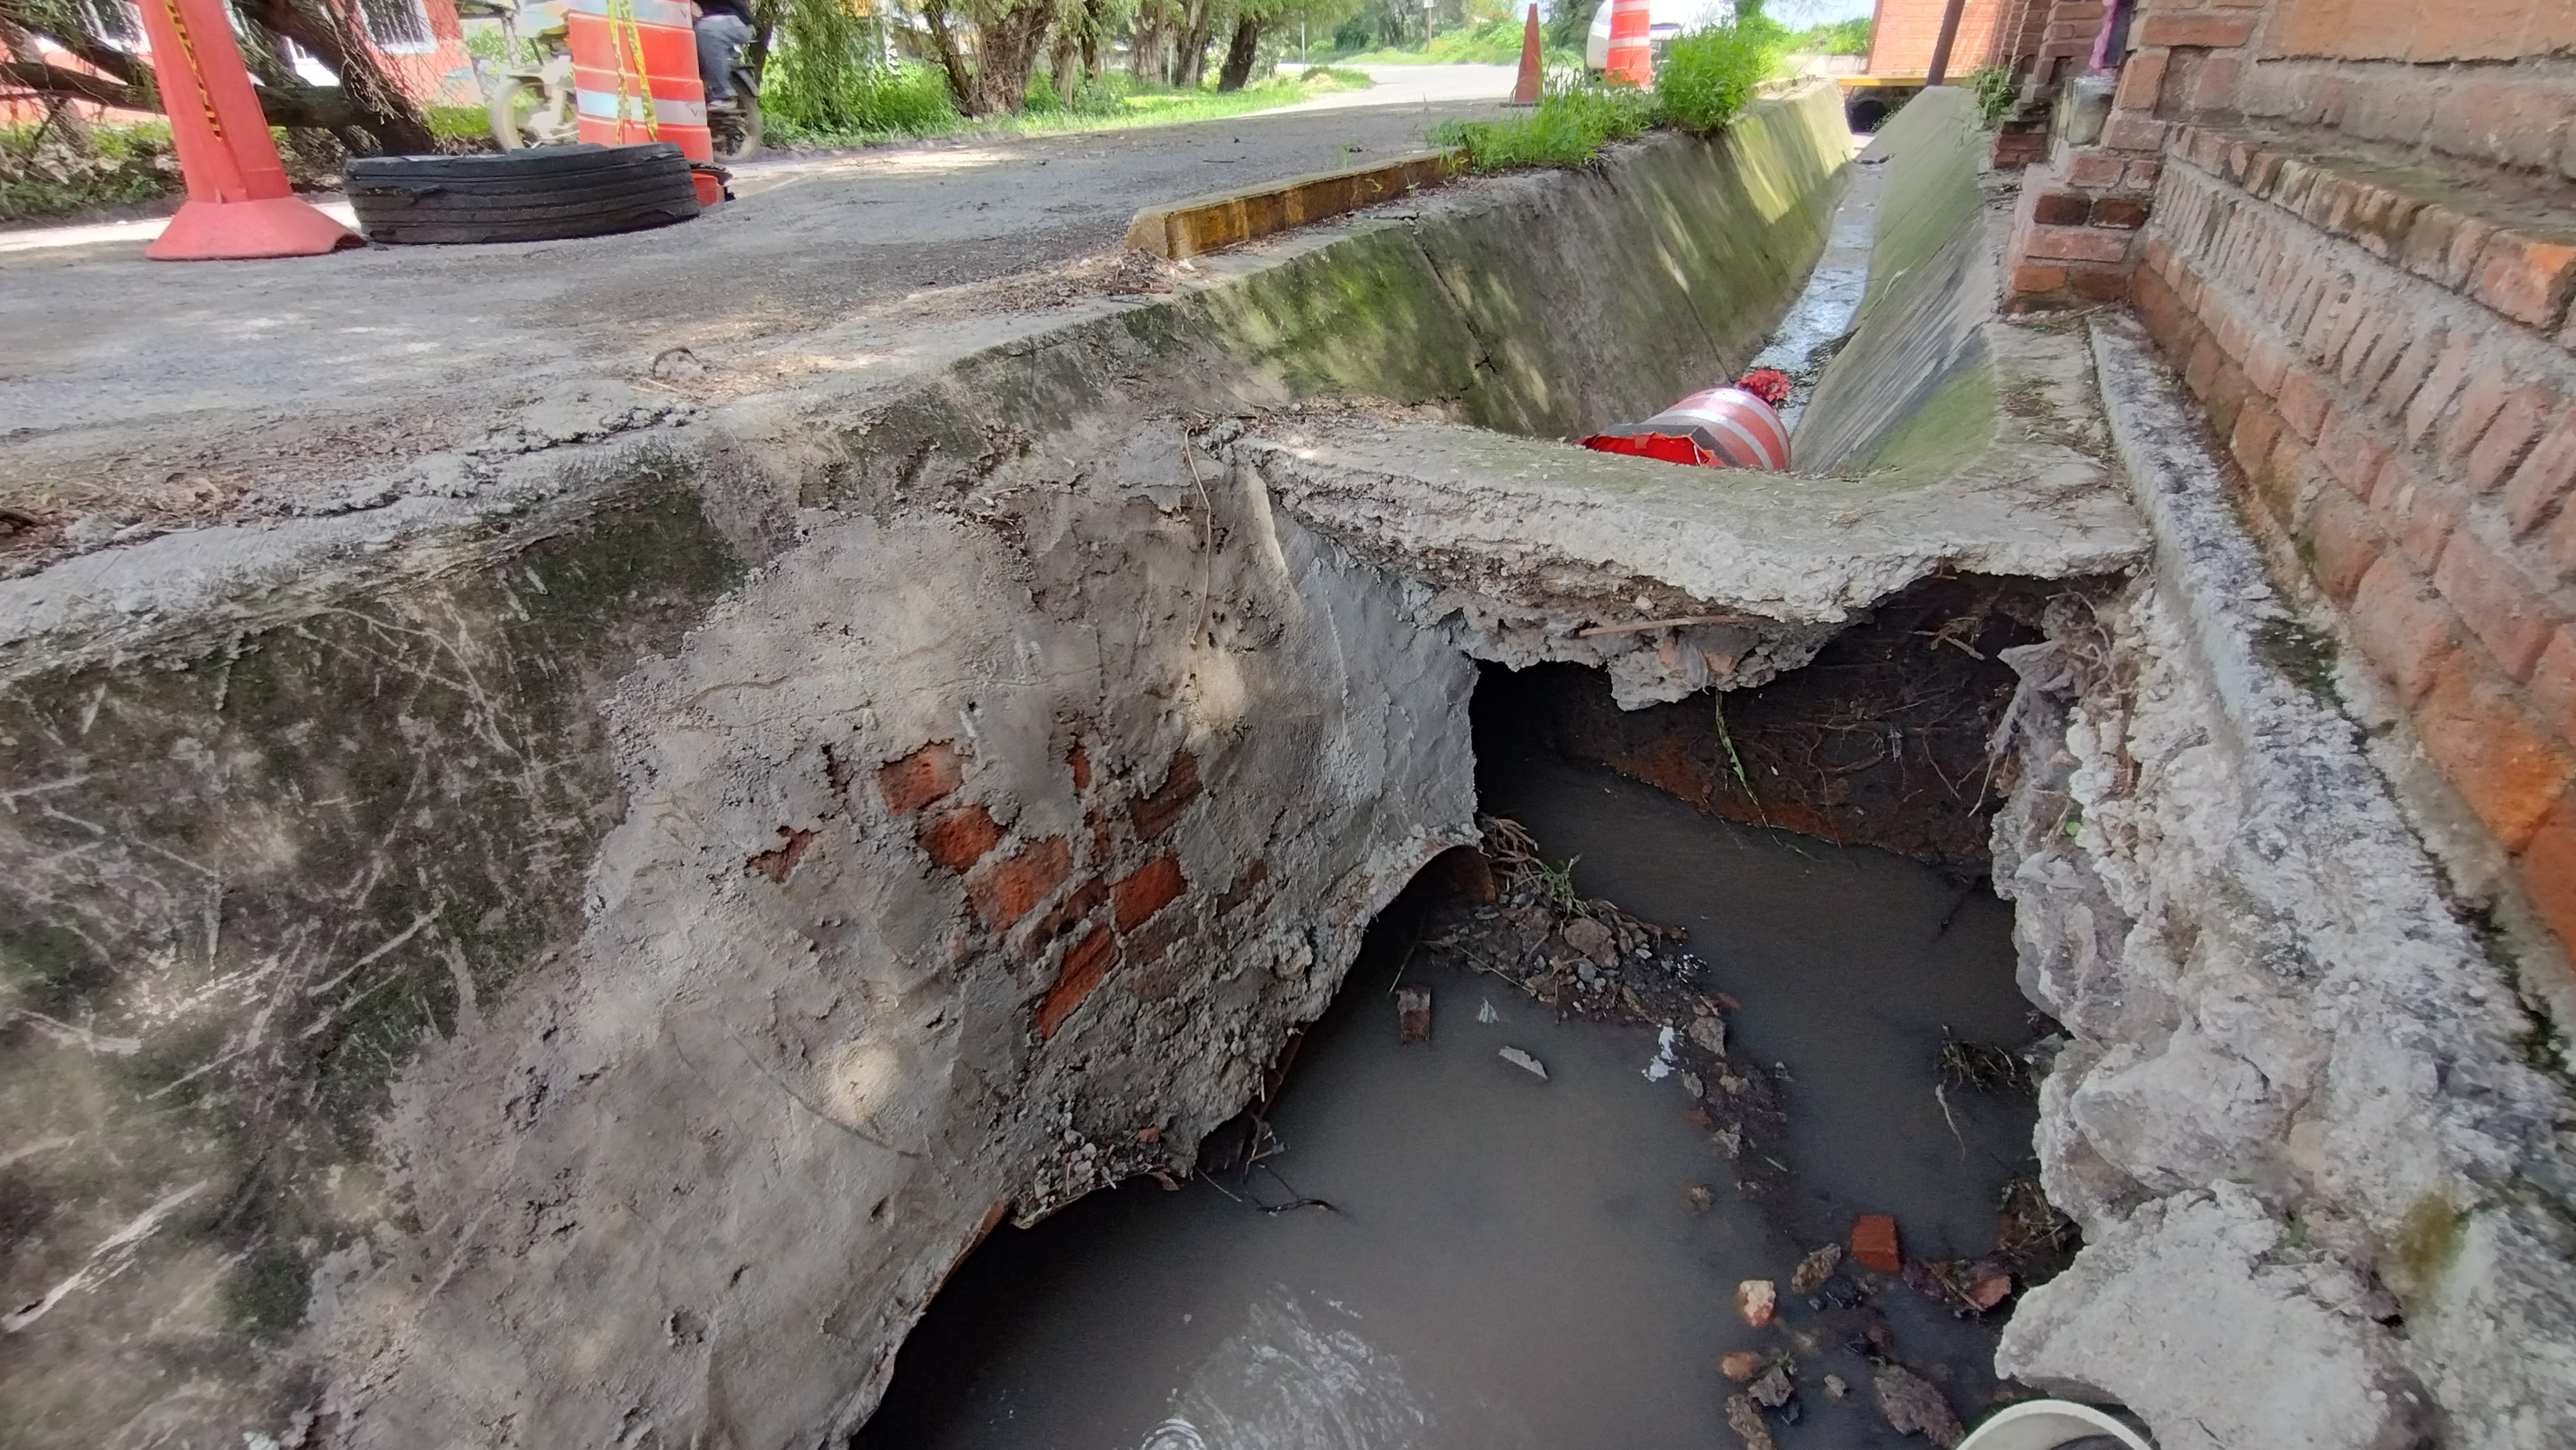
(0, 477, 741, 1439)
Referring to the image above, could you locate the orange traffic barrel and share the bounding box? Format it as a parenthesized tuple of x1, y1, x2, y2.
(568, 0, 722, 205)
(1581, 385, 1792, 470)
(1604, 0, 1653, 87)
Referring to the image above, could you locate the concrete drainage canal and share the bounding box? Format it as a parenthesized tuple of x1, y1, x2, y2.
(7, 80, 2572, 1450)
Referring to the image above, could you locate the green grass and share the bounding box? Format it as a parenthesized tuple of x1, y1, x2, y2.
(427, 104, 496, 139)
(764, 64, 1372, 148)
(1789, 16, 1871, 55)
(1658, 18, 1789, 133)
(3, 119, 182, 223)
(1339, 17, 1578, 66)
(1429, 73, 1657, 172)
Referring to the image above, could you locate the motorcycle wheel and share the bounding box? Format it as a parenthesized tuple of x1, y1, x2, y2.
(487, 76, 537, 150)
(710, 69, 761, 160)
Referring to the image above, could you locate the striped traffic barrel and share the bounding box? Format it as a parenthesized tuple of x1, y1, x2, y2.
(568, 0, 722, 205)
(1604, 0, 1652, 87)
(1580, 385, 1792, 470)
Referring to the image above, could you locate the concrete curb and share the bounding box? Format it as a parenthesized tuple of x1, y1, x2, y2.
(1121, 149, 1460, 259)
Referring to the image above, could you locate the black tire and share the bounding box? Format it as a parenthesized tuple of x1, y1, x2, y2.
(345, 142, 701, 245)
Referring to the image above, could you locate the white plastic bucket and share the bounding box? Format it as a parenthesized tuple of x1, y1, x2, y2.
(1957, 1399, 2156, 1450)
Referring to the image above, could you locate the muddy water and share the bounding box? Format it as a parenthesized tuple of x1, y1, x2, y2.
(859, 741, 2046, 1449)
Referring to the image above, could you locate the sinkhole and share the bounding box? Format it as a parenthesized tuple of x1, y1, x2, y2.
(856, 579, 2078, 1450)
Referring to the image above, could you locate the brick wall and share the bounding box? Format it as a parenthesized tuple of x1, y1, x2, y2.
(2132, 126, 2576, 950)
(1868, 0, 2012, 76)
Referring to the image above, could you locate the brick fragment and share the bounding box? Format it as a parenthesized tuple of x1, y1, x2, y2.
(1068, 741, 1091, 793)
(1112, 854, 1187, 932)
(2414, 650, 2576, 850)
(1029, 873, 1108, 945)
(919, 803, 1003, 873)
(2091, 196, 2150, 229)
(968, 836, 1072, 932)
(2013, 262, 2070, 295)
(2070, 265, 2131, 303)
(879, 741, 965, 814)
(1037, 925, 1119, 1038)
(1851, 1214, 1903, 1274)
(2138, 12, 2255, 49)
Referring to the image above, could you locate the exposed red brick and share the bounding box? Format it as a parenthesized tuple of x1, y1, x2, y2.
(2467, 387, 2560, 494)
(2125, 157, 2164, 189)
(2513, 791, 2576, 959)
(2527, 629, 2576, 746)
(1026, 874, 1107, 947)
(1216, 859, 1270, 916)
(1068, 741, 1092, 793)
(1112, 854, 1188, 932)
(2245, 335, 2293, 397)
(2186, 336, 2226, 399)
(2370, 454, 2457, 573)
(2013, 262, 2072, 295)
(2276, 366, 2332, 443)
(2114, 46, 2168, 111)
(2348, 557, 2461, 703)
(2314, 406, 2388, 499)
(747, 826, 817, 884)
(878, 741, 965, 815)
(968, 836, 1072, 932)
(2471, 232, 2576, 330)
(2033, 191, 2092, 226)
(1129, 750, 1202, 840)
(919, 803, 1003, 873)
(2435, 527, 2559, 679)
(2133, 265, 2188, 345)
(2414, 650, 2576, 850)
(2070, 265, 2132, 303)
(1851, 1214, 1903, 1274)
(1037, 925, 1119, 1038)
(2440, 363, 2519, 466)
(2304, 484, 2384, 603)
(2026, 224, 2133, 265)
(2091, 196, 2150, 229)
(2138, 12, 2255, 47)
(2404, 336, 2480, 448)
(2503, 418, 2576, 537)
(2069, 150, 2127, 187)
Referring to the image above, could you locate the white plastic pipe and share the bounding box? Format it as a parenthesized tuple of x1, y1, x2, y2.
(1956, 1400, 2157, 1450)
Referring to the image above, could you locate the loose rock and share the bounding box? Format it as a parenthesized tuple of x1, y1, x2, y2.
(1719, 1350, 1766, 1382)
(1871, 1363, 1964, 1447)
(1790, 1242, 1844, 1292)
(1734, 1278, 1777, 1327)
(1684, 1182, 1714, 1213)
(1562, 915, 1619, 966)
(1823, 1373, 1849, 1399)
(1725, 1393, 1778, 1450)
(1747, 1363, 1796, 1409)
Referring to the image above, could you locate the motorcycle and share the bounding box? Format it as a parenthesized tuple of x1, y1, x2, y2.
(460, 0, 761, 160)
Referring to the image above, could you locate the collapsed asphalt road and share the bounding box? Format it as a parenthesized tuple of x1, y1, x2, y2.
(0, 75, 1515, 531)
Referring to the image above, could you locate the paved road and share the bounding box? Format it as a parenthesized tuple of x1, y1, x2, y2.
(0, 71, 1515, 526)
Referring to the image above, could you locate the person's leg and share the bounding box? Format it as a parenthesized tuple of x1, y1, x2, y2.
(693, 15, 746, 100)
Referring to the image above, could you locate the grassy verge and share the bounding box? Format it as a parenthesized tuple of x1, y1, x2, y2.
(765, 63, 1371, 149)
(1428, 13, 1791, 176)
(1336, 18, 1578, 66)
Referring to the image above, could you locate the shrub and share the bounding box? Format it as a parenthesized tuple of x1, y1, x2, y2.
(1430, 73, 1657, 172)
(1657, 5, 1791, 134)
(0, 121, 181, 223)
(1964, 64, 2017, 126)
(765, 58, 960, 140)
(1790, 16, 1871, 54)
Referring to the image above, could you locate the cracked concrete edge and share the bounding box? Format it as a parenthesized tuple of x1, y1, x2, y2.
(1986, 316, 2576, 1450)
(1121, 148, 1461, 259)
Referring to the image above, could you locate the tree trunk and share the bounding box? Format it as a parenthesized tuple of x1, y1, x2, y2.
(1079, 0, 1104, 78)
(1214, 14, 1260, 91)
(922, 3, 978, 112)
(1173, 0, 1211, 87)
(1048, 22, 1078, 104)
(1129, 0, 1162, 80)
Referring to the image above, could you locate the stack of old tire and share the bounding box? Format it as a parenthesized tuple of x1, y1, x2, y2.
(344, 142, 699, 246)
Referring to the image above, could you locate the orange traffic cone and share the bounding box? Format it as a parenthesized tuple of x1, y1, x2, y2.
(1605, 0, 1654, 87)
(134, 0, 358, 259)
(1510, 4, 1542, 105)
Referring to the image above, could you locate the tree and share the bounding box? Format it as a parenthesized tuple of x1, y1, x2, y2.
(0, 0, 433, 153)
(1212, 0, 1352, 90)
(922, 0, 1063, 113)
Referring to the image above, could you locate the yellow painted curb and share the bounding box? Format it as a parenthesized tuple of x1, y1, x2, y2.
(1122, 149, 1462, 260)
